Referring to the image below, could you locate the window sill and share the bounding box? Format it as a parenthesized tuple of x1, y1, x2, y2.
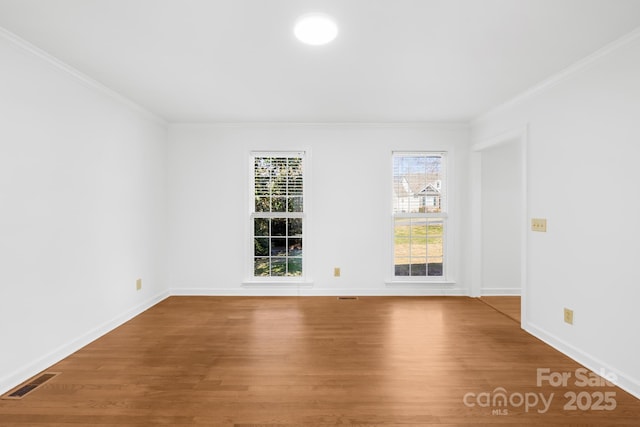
(242, 280, 314, 288)
(385, 280, 456, 286)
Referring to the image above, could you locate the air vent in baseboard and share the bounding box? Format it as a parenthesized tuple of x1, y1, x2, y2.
(2, 372, 60, 400)
(337, 296, 358, 300)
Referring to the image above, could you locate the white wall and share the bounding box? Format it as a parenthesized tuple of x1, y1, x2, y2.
(167, 124, 470, 296)
(480, 141, 522, 295)
(0, 35, 168, 393)
(472, 32, 640, 398)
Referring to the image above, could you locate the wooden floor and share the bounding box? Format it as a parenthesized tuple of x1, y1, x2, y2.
(2, 296, 639, 426)
(480, 296, 521, 323)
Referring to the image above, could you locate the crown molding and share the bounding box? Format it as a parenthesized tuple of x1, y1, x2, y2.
(472, 26, 640, 125)
(0, 26, 167, 126)
(168, 121, 470, 130)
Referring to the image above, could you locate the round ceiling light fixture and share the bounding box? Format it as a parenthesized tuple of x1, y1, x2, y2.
(294, 13, 338, 46)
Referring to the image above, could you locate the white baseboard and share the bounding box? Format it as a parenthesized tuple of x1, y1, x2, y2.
(0, 290, 170, 396)
(480, 288, 522, 296)
(171, 286, 469, 297)
(172, 287, 302, 296)
(525, 321, 640, 400)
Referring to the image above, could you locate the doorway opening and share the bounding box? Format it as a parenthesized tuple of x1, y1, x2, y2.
(471, 126, 527, 326)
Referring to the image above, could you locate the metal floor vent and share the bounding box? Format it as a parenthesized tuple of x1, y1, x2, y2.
(337, 296, 358, 300)
(2, 372, 60, 400)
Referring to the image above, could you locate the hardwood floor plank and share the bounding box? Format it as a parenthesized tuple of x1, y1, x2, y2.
(479, 296, 521, 323)
(1, 296, 638, 426)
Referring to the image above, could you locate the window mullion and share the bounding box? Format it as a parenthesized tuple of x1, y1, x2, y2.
(252, 212, 304, 219)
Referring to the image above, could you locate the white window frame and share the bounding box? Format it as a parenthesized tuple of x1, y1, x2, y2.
(391, 151, 449, 283)
(247, 151, 307, 283)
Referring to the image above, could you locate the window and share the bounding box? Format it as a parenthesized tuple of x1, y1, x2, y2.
(392, 152, 447, 278)
(251, 152, 304, 278)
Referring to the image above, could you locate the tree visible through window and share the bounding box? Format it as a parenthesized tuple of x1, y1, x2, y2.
(252, 153, 304, 277)
(392, 152, 446, 278)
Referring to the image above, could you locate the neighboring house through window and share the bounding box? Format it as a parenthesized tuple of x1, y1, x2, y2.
(392, 152, 447, 278)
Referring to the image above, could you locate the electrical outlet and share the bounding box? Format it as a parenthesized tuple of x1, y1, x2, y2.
(136, 278, 142, 291)
(564, 308, 573, 325)
(334, 267, 341, 277)
(531, 218, 547, 232)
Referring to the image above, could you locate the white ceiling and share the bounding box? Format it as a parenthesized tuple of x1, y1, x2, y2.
(1, 0, 640, 123)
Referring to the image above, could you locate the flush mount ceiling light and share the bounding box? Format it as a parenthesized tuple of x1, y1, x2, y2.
(294, 13, 338, 46)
